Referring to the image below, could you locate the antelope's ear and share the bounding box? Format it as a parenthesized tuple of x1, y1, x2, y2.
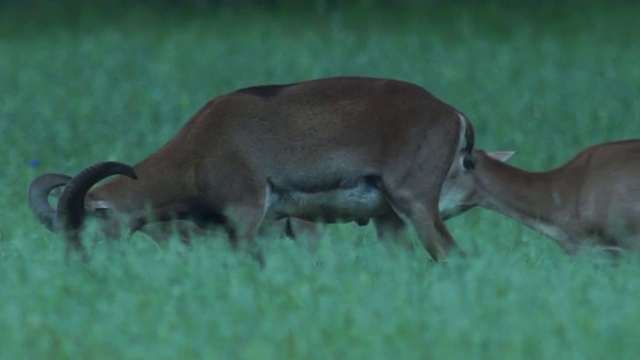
(486, 151, 516, 163)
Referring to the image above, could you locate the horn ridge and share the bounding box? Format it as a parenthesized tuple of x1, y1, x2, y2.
(27, 173, 72, 231)
(56, 161, 137, 251)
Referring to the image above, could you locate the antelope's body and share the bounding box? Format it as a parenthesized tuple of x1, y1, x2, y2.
(29, 76, 475, 261)
(442, 140, 640, 253)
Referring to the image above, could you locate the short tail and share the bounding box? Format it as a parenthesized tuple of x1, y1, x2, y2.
(460, 114, 475, 170)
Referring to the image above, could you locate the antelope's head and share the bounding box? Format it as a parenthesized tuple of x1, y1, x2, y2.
(439, 150, 515, 220)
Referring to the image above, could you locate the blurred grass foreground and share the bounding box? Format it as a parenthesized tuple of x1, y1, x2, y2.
(2, 0, 640, 359)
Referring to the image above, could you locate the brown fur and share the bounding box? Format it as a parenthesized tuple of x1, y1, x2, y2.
(29, 76, 475, 261)
(441, 140, 640, 253)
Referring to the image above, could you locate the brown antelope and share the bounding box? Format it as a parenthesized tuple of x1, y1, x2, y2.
(28, 76, 475, 261)
(440, 140, 640, 253)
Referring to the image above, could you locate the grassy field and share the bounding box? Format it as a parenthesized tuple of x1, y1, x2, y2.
(2, 1, 640, 359)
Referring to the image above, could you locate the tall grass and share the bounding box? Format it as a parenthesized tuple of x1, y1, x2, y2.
(1, 2, 640, 359)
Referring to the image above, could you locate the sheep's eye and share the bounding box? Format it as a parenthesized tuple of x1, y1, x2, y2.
(94, 208, 113, 219)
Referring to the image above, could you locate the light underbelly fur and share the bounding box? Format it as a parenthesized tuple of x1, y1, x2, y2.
(265, 181, 389, 223)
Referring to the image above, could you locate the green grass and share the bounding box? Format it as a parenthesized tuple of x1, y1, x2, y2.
(2, 2, 640, 359)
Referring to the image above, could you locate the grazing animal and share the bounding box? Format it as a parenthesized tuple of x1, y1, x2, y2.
(440, 140, 640, 253)
(28, 175, 320, 242)
(28, 76, 475, 261)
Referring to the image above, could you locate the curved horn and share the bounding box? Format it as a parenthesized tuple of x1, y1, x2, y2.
(57, 161, 137, 237)
(27, 173, 72, 231)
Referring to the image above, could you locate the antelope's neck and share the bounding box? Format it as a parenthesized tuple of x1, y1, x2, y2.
(476, 160, 575, 239)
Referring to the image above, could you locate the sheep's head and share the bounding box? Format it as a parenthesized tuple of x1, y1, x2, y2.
(28, 162, 137, 253)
